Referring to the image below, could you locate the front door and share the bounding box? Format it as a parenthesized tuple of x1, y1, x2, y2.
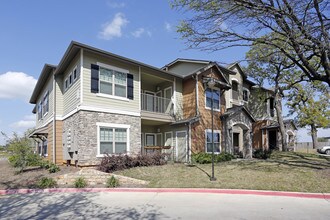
(268, 130, 277, 150)
(176, 131, 187, 162)
(233, 133, 240, 155)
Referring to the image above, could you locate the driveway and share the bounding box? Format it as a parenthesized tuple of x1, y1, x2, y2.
(0, 190, 329, 220)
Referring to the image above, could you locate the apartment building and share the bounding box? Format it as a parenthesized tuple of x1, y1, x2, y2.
(29, 41, 296, 165)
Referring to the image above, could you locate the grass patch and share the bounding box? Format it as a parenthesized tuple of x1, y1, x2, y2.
(116, 152, 330, 193)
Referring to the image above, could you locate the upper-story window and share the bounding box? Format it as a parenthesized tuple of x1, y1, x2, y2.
(269, 97, 275, 117)
(100, 67, 126, 98)
(205, 88, 220, 110)
(64, 79, 68, 91)
(91, 63, 134, 100)
(73, 67, 77, 81)
(38, 101, 43, 120)
(42, 91, 49, 115)
(232, 80, 239, 100)
(243, 89, 249, 102)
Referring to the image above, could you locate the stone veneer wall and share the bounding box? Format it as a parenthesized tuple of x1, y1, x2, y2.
(62, 110, 141, 166)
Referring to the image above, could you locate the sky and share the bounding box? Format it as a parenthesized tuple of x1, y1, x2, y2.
(0, 0, 328, 145)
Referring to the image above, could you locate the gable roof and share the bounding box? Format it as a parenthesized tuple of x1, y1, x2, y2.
(55, 41, 182, 78)
(221, 105, 256, 122)
(29, 64, 57, 104)
(162, 58, 211, 70)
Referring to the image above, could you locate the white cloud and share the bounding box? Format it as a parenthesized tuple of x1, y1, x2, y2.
(107, 0, 126, 8)
(0, 71, 37, 101)
(99, 13, 128, 40)
(164, 22, 172, 32)
(10, 115, 35, 129)
(131, 28, 152, 38)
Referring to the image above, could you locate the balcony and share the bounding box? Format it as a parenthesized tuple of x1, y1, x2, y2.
(141, 93, 174, 122)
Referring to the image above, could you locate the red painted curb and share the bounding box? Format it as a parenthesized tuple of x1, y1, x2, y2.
(1, 188, 329, 199)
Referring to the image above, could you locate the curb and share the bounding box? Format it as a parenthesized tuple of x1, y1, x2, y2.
(1, 188, 330, 199)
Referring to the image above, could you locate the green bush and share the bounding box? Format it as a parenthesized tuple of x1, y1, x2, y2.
(5, 132, 36, 173)
(37, 177, 57, 189)
(74, 177, 87, 188)
(106, 176, 119, 188)
(192, 152, 235, 164)
(40, 160, 51, 169)
(253, 149, 272, 159)
(48, 164, 60, 173)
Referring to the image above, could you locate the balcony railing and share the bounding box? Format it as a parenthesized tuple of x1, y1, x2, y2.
(141, 93, 173, 114)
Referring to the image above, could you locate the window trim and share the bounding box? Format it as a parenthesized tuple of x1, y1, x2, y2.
(164, 131, 173, 147)
(69, 73, 73, 86)
(96, 122, 130, 157)
(242, 88, 249, 102)
(64, 78, 68, 91)
(42, 91, 49, 116)
(38, 101, 43, 121)
(205, 129, 221, 154)
(97, 63, 128, 99)
(73, 66, 78, 82)
(205, 88, 221, 112)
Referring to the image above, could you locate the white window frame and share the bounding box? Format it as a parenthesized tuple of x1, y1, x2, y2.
(205, 129, 221, 154)
(38, 101, 43, 120)
(97, 62, 129, 100)
(64, 78, 68, 91)
(242, 88, 249, 102)
(73, 66, 78, 82)
(205, 87, 221, 112)
(96, 122, 130, 157)
(231, 79, 239, 100)
(164, 132, 173, 147)
(69, 73, 73, 86)
(42, 91, 49, 116)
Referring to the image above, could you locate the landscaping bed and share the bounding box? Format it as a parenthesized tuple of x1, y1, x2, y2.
(115, 152, 330, 193)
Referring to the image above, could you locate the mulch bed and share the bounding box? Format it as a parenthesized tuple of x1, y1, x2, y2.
(0, 159, 78, 189)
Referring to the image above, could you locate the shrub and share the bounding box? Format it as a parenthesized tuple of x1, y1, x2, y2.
(192, 152, 235, 164)
(37, 177, 57, 189)
(253, 149, 272, 159)
(40, 160, 51, 169)
(74, 177, 87, 188)
(99, 153, 167, 173)
(5, 132, 37, 173)
(106, 176, 119, 188)
(48, 164, 60, 173)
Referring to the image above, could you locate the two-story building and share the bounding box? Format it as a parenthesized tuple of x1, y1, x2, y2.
(29, 41, 296, 166)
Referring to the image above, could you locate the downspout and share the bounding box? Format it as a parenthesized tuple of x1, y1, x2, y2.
(52, 71, 56, 164)
(192, 73, 199, 116)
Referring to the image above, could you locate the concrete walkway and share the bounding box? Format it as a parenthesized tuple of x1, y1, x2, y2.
(1, 189, 329, 220)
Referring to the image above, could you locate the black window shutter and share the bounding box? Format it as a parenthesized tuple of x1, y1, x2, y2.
(91, 64, 99, 93)
(127, 74, 134, 100)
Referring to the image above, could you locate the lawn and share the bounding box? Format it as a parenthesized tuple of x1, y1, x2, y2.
(116, 152, 330, 193)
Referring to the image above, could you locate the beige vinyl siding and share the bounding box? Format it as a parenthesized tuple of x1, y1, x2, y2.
(82, 51, 140, 114)
(36, 74, 54, 128)
(55, 76, 64, 116)
(168, 62, 207, 76)
(62, 52, 81, 116)
(175, 78, 183, 120)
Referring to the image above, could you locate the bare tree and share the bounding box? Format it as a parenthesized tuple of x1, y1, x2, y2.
(172, 0, 330, 85)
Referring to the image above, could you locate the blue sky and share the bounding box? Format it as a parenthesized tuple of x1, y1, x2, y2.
(0, 0, 327, 145)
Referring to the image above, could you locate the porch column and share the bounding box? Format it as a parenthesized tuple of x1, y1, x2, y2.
(243, 129, 252, 159)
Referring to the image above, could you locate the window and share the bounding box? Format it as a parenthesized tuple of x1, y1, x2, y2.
(64, 79, 68, 91)
(99, 67, 127, 98)
(205, 130, 220, 153)
(269, 97, 275, 117)
(69, 73, 72, 85)
(73, 67, 77, 81)
(232, 81, 239, 100)
(42, 91, 49, 115)
(243, 89, 249, 102)
(38, 101, 43, 120)
(99, 125, 129, 155)
(205, 88, 220, 110)
(43, 140, 48, 156)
